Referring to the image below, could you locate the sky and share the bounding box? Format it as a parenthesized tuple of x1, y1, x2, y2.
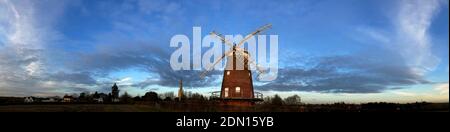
(0, 0, 448, 103)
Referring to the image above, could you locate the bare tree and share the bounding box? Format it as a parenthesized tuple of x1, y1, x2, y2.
(271, 94, 284, 106)
(284, 95, 301, 105)
(120, 92, 133, 103)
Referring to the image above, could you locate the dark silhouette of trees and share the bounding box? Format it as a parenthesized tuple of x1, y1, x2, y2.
(164, 97, 172, 101)
(189, 93, 206, 101)
(271, 94, 283, 106)
(160, 92, 175, 101)
(133, 96, 142, 102)
(143, 91, 159, 102)
(284, 94, 301, 105)
(120, 92, 133, 103)
(92, 92, 99, 98)
(78, 92, 93, 103)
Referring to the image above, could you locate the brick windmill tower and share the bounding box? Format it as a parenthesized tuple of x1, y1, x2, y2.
(201, 24, 272, 106)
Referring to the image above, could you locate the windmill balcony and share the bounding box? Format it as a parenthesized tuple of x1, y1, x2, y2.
(210, 91, 264, 101)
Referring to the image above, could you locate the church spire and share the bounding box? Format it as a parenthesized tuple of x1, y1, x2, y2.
(178, 80, 183, 101)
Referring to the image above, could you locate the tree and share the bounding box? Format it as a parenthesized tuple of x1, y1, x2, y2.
(190, 93, 205, 101)
(160, 92, 175, 100)
(70, 93, 79, 98)
(143, 91, 159, 102)
(183, 91, 192, 99)
(284, 95, 301, 105)
(263, 96, 272, 104)
(93, 92, 99, 98)
(271, 94, 283, 106)
(164, 97, 172, 101)
(79, 92, 86, 99)
(106, 93, 112, 103)
(78, 92, 91, 102)
(120, 92, 133, 103)
(133, 96, 142, 102)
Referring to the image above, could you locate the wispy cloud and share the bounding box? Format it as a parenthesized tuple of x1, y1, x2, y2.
(434, 83, 449, 95)
(70, 42, 221, 89)
(256, 51, 429, 93)
(256, 0, 447, 93)
(392, 91, 417, 97)
(0, 0, 90, 96)
(358, 0, 444, 74)
(0, 0, 46, 85)
(0, 0, 447, 100)
(395, 0, 443, 73)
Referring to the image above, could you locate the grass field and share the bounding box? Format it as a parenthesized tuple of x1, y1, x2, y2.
(0, 104, 169, 112)
(1, 103, 448, 112)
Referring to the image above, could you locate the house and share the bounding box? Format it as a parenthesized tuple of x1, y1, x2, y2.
(93, 92, 107, 103)
(94, 98, 103, 103)
(24, 97, 34, 103)
(42, 98, 56, 103)
(63, 95, 73, 102)
(112, 98, 120, 103)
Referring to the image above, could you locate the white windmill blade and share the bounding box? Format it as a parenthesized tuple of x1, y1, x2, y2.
(234, 47, 246, 53)
(200, 50, 234, 78)
(248, 58, 266, 75)
(210, 31, 235, 47)
(236, 24, 272, 48)
(200, 54, 225, 78)
(250, 60, 267, 80)
(236, 50, 266, 75)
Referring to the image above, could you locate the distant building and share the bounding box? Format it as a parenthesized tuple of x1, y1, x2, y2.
(42, 96, 61, 102)
(94, 98, 104, 103)
(93, 92, 107, 103)
(63, 95, 73, 102)
(111, 83, 120, 102)
(42, 98, 56, 103)
(24, 97, 34, 103)
(178, 80, 183, 101)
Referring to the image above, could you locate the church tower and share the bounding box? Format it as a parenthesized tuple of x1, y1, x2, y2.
(178, 80, 183, 101)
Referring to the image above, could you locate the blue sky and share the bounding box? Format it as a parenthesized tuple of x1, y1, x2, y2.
(0, 0, 448, 103)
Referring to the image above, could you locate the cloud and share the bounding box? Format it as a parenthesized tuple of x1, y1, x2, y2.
(355, 26, 391, 44)
(0, 0, 213, 96)
(395, 0, 443, 73)
(356, 0, 445, 75)
(256, 50, 430, 93)
(1, 0, 44, 76)
(1, 0, 447, 97)
(0, 0, 91, 96)
(0, 0, 47, 85)
(137, 0, 180, 15)
(94, 0, 185, 36)
(118, 77, 132, 83)
(69, 42, 222, 89)
(308, 0, 447, 93)
(46, 72, 97, 85)
(392, 91, 417, 97)
(434, 83, 449, 95)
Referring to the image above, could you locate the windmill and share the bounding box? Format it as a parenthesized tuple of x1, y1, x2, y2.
(200, 24, 272, 106)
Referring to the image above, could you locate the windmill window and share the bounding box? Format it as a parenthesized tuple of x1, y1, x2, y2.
(236, 87, 241, 94)
(224, 88, 229, 97)
(227, 71, 230, 75)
